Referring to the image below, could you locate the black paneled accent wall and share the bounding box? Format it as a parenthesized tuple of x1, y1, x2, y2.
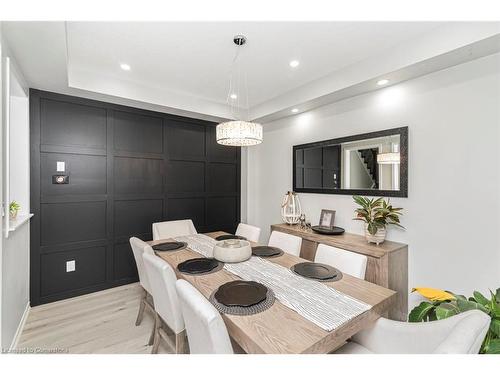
(30, 90, 241, 306)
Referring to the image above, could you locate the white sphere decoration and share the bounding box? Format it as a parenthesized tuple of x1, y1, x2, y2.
(281, 191, 302, 225)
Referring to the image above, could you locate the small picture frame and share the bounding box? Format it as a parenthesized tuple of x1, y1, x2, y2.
(319, 209, 336, 228)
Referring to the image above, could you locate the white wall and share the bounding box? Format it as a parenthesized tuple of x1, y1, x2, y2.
(246, 53, 500, 307)
(0, 26, 31, 350)
(1, 224, 29, 349)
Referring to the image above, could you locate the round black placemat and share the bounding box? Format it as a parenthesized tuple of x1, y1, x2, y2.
(214, 280, 268, 307)
(215, 234, 247, 241)
(291, 262, 343, 282)
(152, 241, 187, 252)
(252, 246, 284, 258)
(210, 288, 275, 316)
(311, 225, 345, 235)
(177, 258, 223, 275)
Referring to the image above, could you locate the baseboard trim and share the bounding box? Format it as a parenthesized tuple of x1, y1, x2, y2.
(9, 302, 30, 350)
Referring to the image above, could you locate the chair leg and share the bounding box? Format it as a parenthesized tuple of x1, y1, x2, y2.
(175, 330, 188, 354)
(135, 289, 147, 326)
(151, 314, 161, 354)
(148, 312, 157, 346)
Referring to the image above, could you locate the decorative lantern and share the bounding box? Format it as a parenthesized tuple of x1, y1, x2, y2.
(281, 191, 302, 225)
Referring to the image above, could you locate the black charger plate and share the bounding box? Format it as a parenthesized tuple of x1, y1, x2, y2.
(252, 246, 284, 258)
(152, 241, 187, 252)
(215, 234, 247, 241)
(214, 280, 268, 307)
(291, 262, 340, 280)
(177, 258, 221, 274)
(311, 225, 345, 235)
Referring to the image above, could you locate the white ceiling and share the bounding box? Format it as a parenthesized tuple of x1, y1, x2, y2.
(66, 22, 442, 107)
(3, 21, 500, 121)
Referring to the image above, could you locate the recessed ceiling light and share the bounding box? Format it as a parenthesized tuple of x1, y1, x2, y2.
(120, 63, 131, 71)
(230, 93, 237, 100)
(289, 60, 300, 68)
(377, 79, 389, 86)
(291, 108, 299, 113)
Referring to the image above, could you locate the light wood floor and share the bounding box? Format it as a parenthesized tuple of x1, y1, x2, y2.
(17, 283, 174, 354)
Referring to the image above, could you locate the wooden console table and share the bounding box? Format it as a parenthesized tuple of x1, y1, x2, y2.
(271, 223, 408, 321)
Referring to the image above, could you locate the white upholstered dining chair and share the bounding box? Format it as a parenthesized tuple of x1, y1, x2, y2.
(129, 237, 156, 333)
(143, 252, 186, 354)
(314, 244, 368, 279)
(268, 231, 302, 257)
(235, 223, 261, 242)
(175, 279, 234, 354)
(335, 310, 490, 354)
(152, 219, 197, 241)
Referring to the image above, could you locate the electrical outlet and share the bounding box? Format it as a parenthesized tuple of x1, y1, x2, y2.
(66, 260, 76, 272)
(57, 161, 65, 172)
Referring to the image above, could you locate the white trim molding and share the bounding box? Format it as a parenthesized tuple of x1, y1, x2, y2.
(9, 302, 30, 351)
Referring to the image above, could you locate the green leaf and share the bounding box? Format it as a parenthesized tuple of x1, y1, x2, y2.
(496, 288, 500, 303)
(354, 196, 370, 209)
(389, 222, 405, 229)
(454, 294, 467, 301)
(473, 291, 490, 307)
(457, 298, 489, 314)
(484, 339, 500, 354)
(488, 290, 500, 318)
(409, 301, 435, 322)
(367, 222, 379, 235)
(435, 303, 460, 320)
(490, 319, 500, 337)
(428, 309, 438, 321)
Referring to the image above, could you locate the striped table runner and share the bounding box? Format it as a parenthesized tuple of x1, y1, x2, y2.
(174, 234, 371, 331)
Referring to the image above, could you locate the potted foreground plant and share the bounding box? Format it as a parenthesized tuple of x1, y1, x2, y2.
(9, 201, 20, 220)
(352, 195, 404, 244)
(410, 287, 500, 354)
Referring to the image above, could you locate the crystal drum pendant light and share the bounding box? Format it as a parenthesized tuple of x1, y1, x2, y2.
(377, 143, 401, 164)
(216, 35, 263, 147)
(377, 152, 400, 164)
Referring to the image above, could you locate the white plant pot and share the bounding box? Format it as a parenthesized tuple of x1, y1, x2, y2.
(364, 224, 386, 245)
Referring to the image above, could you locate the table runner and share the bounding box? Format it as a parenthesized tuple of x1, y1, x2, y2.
(174, 234, 371, 331)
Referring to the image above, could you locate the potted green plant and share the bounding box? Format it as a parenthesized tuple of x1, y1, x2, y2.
(9, 201, 21, 220)
(410, 287, 500, 354)
(352, 195, 404, 244)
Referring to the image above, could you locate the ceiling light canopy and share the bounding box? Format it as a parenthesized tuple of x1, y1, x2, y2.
(289, 60, 300, 68)
(291, 108, 299, 113)
(377, 79, 389, 86)
(120, 63, 131, 71)
(216, 35, 263, 147)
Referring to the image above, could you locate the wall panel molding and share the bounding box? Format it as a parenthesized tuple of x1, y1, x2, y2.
(30, 89, 241, 305)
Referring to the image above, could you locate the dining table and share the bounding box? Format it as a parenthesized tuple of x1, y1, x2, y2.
(149, 231, 396, 354)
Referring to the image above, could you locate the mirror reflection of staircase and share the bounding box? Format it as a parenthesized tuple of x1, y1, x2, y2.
(358, 148, 379, 188)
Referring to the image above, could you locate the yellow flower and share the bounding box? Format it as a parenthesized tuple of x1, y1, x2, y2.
(411, 287, 456, 302)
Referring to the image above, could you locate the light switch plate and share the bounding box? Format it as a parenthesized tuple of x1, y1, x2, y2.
(57, 161, 65, 172)
(66, 260, 76, 272)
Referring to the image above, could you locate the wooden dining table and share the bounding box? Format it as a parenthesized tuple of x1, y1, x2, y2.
(150, 231, 396, 354)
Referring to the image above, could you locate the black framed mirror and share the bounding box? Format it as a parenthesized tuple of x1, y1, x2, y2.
(293, 126, 408, 197)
